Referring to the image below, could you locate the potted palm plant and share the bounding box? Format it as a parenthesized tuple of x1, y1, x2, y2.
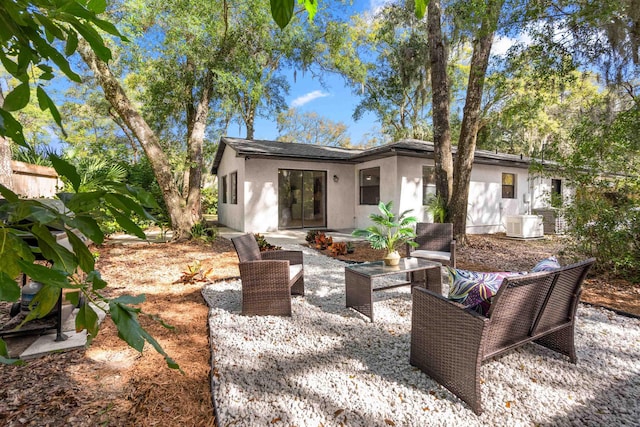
(352, 201, 418, 266)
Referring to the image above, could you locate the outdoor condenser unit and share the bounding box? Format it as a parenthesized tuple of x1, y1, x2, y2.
(505, 215, 544, 239)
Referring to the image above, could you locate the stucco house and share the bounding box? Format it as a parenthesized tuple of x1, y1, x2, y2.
(212, 137, 566, 235)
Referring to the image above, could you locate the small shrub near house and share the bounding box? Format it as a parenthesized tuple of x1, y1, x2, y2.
(329, 241, 347, 256)
(305, 230, 320, 244)
(314, 232, 333, 250)
(253, 233, 282, 251)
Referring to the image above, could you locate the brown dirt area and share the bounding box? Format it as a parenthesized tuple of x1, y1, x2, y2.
(1, 233, 638, 426)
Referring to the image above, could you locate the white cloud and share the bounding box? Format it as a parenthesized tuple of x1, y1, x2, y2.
(368, 0, 392, 15)
(491, 33, 533, 56)
(291, 90, 330, 108)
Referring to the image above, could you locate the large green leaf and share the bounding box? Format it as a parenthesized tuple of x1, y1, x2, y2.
(108, 207, 147, 239)
(61, 191, 105, 214)
(0, 338, 23, 365)
(415, 0, 428, 19)
(104, 193, 146, 217)
(50, 155, 81, 192)
(16, 260, 70, 288)
(36, 86, 64, 133)
(270, 0, 294, 29)
(109, 298, 180, 370)
(131, 188, 160, 210)
(0, 184, 19, 203)
(2, 82, 30, 111)
(0, 229, 35, 278)
(75, 303, 100, 343)
(87, 0, 107, 14)
(66, 230, 94, 272)
(21, 284, 60, 323)
(86, 270, 107, 290)
(300, 0, 317, 21)
(32, 224, 78, 273)
(67, 215, 104, 245)
(0, 109, 26, 146)
(0, 272, 20, 302)
(109, 301, 145, 352)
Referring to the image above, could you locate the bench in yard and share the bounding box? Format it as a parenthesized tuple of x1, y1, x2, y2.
(410, 258, 596, 414)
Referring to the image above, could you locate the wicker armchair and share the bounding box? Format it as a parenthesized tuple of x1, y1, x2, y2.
(410, 258, 595, 414)
(231, 234, 304, 316)
(406, 223, 456, 267)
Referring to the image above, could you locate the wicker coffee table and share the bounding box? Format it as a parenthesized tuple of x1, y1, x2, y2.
(345, 257, 442, 322)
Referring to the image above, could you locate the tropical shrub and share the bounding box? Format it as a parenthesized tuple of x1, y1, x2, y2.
(0, 157, 178, 369)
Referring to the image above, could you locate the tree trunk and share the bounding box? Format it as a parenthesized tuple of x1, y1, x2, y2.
(451, 0, 503, 242)
(246, 106, 255, 140)
(77, 40, 195, 240)
(0, 88, 13, 190)
(427, 0, 454, 207)
(185, 71, 213, 225)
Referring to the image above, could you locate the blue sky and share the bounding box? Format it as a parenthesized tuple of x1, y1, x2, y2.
(224, 0, 526, 146)
(226, 0, 383, 146)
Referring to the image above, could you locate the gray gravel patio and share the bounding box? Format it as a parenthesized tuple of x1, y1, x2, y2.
(202, 244, 640, 426)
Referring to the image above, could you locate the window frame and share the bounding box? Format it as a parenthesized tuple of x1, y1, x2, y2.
(221, 175, 228, 204)
(230, 171, 238, 205)
(501, 173, 516, 199)
(359, 167, 380, 205)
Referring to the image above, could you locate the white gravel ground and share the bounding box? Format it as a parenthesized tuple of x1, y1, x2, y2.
(202, 245, 640, 426)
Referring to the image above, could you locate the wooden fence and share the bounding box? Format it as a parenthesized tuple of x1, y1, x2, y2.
(10, 160, 62, 198)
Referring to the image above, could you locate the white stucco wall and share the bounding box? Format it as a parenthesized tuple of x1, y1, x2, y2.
(354, 157, 398, 229)
(466, 164, 533, 233)
(396, 156, 433, 223)
(216, 147, 245, 231)
(216, 143, 564, 235)
(239, 157, 356, 233)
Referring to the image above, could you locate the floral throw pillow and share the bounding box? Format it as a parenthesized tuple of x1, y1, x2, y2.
(447, 268, 525, 315)
(531, 256, 561, 272)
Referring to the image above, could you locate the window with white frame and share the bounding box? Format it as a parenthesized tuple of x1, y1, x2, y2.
(502, 173, 516, 199)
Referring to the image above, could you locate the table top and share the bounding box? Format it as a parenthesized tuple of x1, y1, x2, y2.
(345, 257, 441, 278)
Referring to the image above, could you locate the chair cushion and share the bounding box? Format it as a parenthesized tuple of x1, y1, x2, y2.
(447, 268, 526, 315)
(410, 250, 451, 262)
(531, 256, 561, 272)
(289, 264, 303, 282)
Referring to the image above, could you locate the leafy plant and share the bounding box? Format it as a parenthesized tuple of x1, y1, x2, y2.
(173, 261, 212, 284)
(253, 233, 282, 251)
(190, 221, 218, 243)
(314, 232, 333, 250)
(346, 241, 355, 254)
(0, 156, 179, 370)
(329, 241, 347, 256)
(201, 186, 218, 215)
(352, 201, 418, 254)
(425, 194, 447, 223)
(305, 230, 320, 244)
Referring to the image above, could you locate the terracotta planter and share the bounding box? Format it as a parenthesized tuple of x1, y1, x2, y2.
(383, 251, 401, 266)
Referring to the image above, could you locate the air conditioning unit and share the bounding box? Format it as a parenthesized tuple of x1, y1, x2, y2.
(506, 215, 544, 239)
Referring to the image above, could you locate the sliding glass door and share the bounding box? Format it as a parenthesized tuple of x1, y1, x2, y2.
(278, 169, 326, 229)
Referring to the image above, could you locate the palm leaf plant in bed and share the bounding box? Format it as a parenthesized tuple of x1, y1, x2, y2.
(352, 201, 418, 266)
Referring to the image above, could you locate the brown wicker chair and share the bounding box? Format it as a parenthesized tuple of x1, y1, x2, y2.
(231, 234, 304, 316)
(406, 223, 456, 267)
(410, 258, 595, 415)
